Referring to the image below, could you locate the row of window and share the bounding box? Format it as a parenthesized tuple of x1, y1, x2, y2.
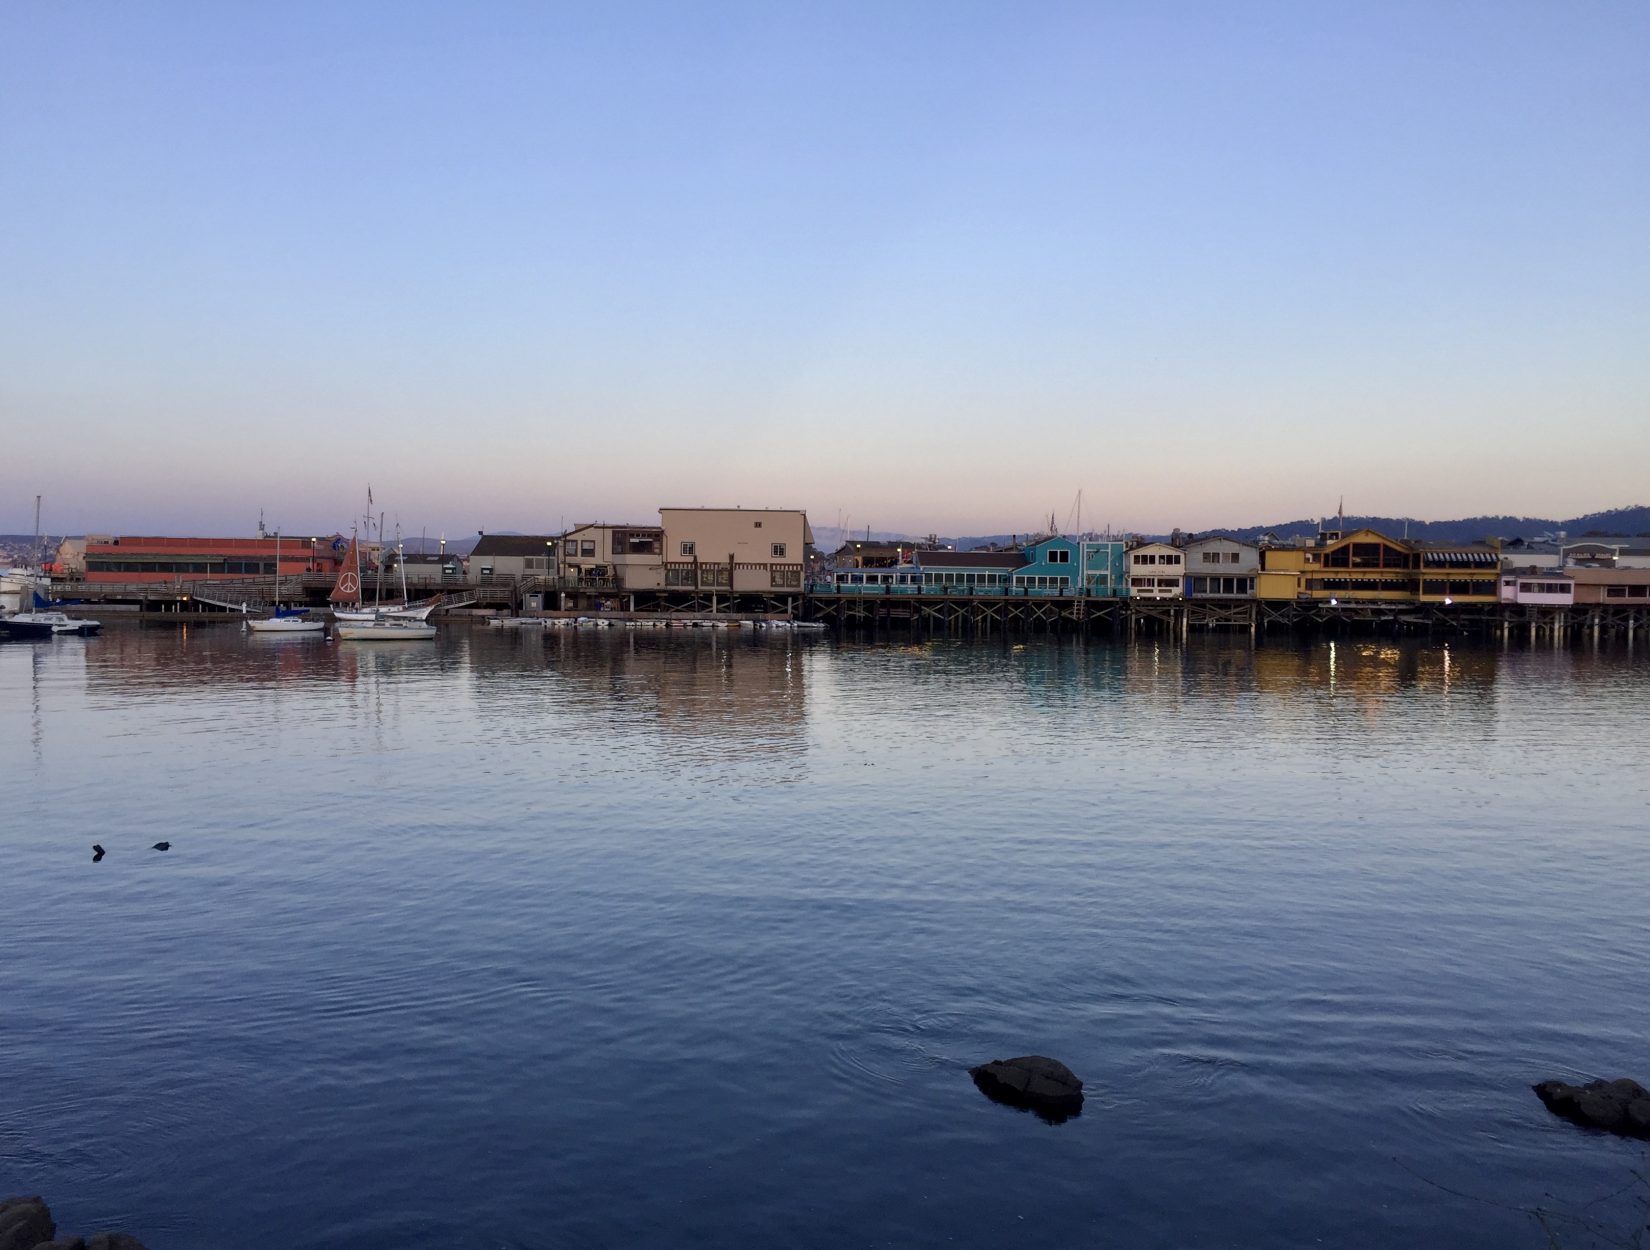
(1188, 576, 1255, 595)
(1421, 579, 1497, 597)
(87, 559, 278, 575)
(1200, 551, 1246, 564)
(562, 539, 789, 559)
(1604, 585, 1650, 599)
(925, 571, 1006, 587)
(1132, 553, 1182, 566)
(1014, 575, 1072, 590)
(1130, 576, 1181, 589)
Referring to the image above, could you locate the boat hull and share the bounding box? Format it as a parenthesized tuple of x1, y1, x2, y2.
(7, 611, 100, 637)
(333, 600, 440, 622)
(247, 617, 326, 634)
(335, 621, 437, 641)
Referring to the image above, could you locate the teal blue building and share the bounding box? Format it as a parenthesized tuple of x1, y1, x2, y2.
(1011, 537, 1129, 597)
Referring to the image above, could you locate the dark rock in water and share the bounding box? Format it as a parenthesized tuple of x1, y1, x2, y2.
(150, 842, 170, 852)
(969, 1055, 1084, 1124)
(1533, 1077, 1650, 1138)
(0, 1198, 148, 1250)
(0, 1196, 55, 1250)
(91, 844, 105, 862)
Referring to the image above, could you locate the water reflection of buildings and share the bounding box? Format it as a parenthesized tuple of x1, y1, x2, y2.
(81, 621, 370, 695)
(472, 629, 810, 746)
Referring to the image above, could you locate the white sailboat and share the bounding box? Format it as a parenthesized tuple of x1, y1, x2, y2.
(246, 531, 325, 634)
(332, 533, 436, 641)
(331, 506, 442, 621)
(4, 496, 101, 637)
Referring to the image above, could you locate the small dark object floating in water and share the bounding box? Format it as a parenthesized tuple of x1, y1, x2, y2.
(92, 844, 105, 862)
(1534, 1077, 1650, 1138)
(969, 1055, 1084, 1124)
(151, 841, 171, 851)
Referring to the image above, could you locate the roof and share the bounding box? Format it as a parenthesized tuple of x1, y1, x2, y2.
(562, 522, 661, 536)
(1565, 568, 1650, 585)
(471, 534, 560, 557)
(915, 549, 1029, 570)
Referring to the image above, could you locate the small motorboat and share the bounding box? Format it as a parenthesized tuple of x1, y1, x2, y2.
(7, 609, 101, 637)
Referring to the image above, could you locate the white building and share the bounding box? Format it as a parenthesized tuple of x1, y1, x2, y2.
(1499, 574, 1574, 606)
(1127, 541, 1185, 599)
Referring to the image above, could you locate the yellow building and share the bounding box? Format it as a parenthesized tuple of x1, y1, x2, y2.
(1258, 527, 1500, 603)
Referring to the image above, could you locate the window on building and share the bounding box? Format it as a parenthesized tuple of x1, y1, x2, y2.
(754, 521, 763, 528)
(771, 543, 787, 559)
(771, 568, 801, 588)
(1202, 552, 1221, 564)
(564, 540, 577, 556)
(580, 541, 596, 557)
(1047, 548, 1070, 564)
(1228, 552, 1241, 563)
(680, 541, 695, 557)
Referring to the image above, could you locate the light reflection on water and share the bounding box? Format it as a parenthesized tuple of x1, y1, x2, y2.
(1, 623, 1647, 1250)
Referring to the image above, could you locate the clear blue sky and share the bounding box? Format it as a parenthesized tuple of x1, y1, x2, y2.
(2, 1, 1646, 538)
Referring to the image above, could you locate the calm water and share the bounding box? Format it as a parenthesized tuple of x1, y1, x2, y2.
(2, 623, 1647, 1249)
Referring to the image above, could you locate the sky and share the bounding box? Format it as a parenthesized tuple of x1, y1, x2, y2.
(2, 1, 1647, 539)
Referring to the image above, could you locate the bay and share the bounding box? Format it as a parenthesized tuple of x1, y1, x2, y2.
(2, 624, 1647, 1249)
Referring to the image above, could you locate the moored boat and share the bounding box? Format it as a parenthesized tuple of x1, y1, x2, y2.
(7, 608, 101, 637)
(245, 532, 327, 633)
(335, 615, 437, 641)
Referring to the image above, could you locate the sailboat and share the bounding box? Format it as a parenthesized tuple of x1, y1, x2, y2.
(332, 533, 436, 640)
(246, 531, 325, 634)
(331, 510, 442, 621)
(3, 497, 100, 637)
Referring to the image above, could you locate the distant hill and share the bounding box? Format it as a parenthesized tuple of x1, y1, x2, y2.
(1209, 505, 1650, 544)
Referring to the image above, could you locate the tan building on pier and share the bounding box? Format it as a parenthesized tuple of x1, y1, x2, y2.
(658, 507, 812, 593)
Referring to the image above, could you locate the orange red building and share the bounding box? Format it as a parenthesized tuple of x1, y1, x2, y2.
(82, 535, 349, 583)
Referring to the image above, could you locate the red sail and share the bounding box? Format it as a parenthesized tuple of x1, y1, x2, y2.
(329, 535, 363, 605)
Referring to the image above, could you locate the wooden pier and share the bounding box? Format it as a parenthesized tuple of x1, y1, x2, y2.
(801, 591, 1650, 644)
(32, 578, 1650, 644)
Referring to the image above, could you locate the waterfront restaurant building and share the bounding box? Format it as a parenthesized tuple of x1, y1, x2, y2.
(1566, 567, 1650, 604)
(658, 508, 812, 593)
(83, 535, 348, 584)
(1258, 527, 1501, 603)
(558, 522, 667, 590)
